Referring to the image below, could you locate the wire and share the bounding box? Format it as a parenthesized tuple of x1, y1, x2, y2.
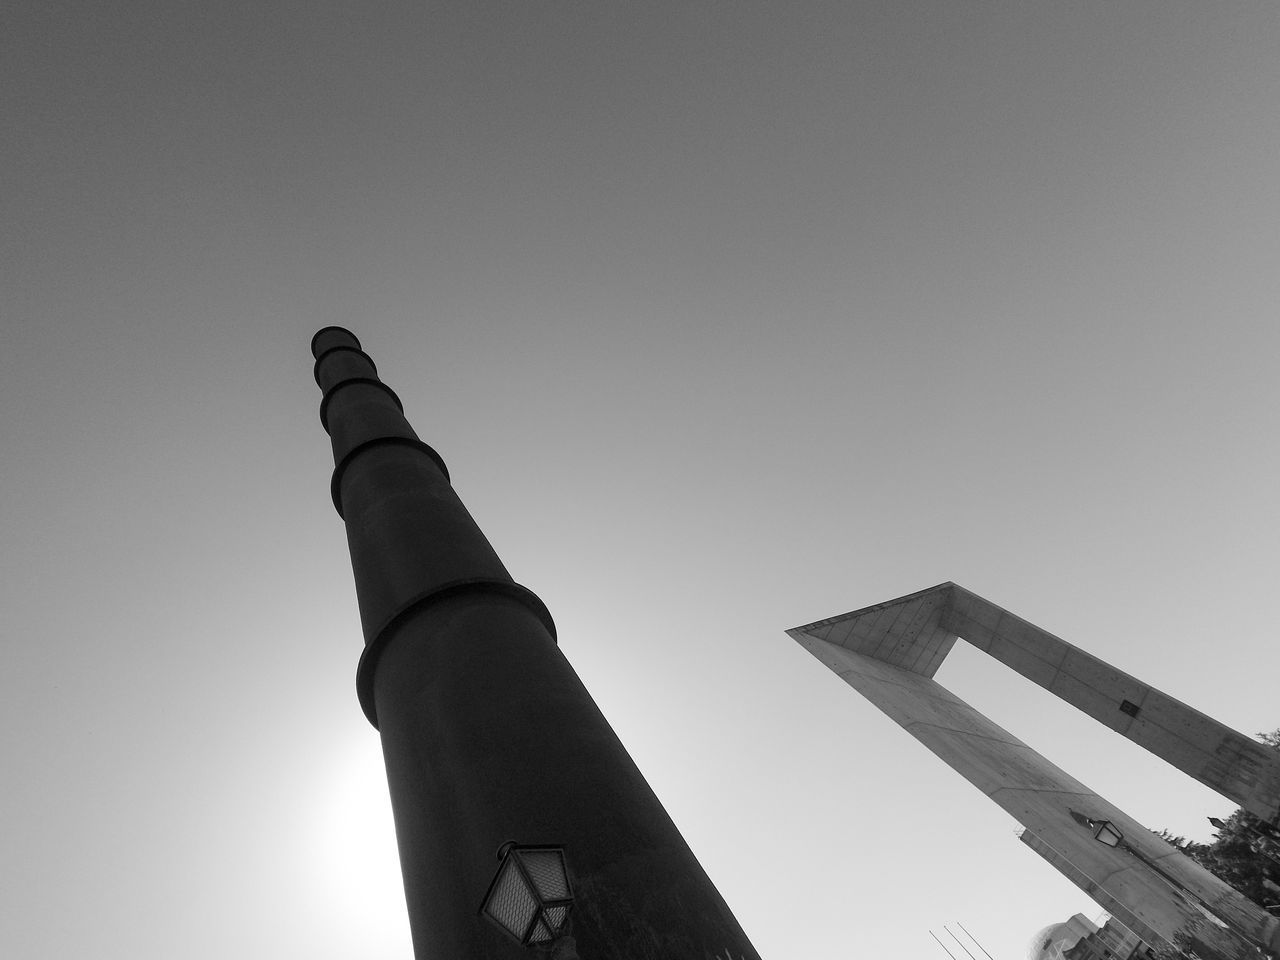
(956, 922, 999, 960)
(946, 925, 980, 960)
(931, 930, 963, 960)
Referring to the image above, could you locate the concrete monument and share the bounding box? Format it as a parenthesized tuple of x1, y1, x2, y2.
(789, 582, 1280, 959)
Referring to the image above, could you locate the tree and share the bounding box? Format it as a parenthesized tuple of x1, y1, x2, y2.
(1155, 730, 1280, 911)
(1189, 810, 1276, 907)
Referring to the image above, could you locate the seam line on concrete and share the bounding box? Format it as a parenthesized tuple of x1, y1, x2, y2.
(987, 786, 1099, 801)
(905, 606, 937, 674)
(906, 626, 928, 674)
(873, 600, 911, 662)
(833, 665, 935, 693)
(901, 719, 1029, 748)
(833, 671, 926, 695)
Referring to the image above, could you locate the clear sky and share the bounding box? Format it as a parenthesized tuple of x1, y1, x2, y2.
(4, 2, 1280, 959)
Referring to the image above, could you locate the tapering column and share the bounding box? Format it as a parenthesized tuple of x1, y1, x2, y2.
(312, 327, 761, 960)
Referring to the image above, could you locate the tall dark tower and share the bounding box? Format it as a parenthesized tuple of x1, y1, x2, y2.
(312, 327, 762, 960)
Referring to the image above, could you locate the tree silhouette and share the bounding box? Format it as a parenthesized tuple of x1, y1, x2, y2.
(1156, 730, 1280, 912)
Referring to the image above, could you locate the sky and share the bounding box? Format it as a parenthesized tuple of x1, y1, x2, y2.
(3, 2, 1280, 958)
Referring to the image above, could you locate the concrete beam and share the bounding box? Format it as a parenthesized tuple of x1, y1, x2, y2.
(790, 583, 1280, 822)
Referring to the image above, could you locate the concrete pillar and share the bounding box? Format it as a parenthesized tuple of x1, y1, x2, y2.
(791, 582, 1280, 824)
(790, 618, 1280, 959)
(312, 327, 760, 960)
(942, 585, 1280, 824)
(1019, 829, 1171, 954)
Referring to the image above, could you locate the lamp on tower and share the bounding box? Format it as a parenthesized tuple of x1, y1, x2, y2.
(479, 842, 576, 951)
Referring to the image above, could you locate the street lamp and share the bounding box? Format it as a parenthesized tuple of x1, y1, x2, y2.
(479, 842, 577, 955)
(1073, 813, 1177, 879)
(1066, 809, 1124, 847)
(1090, 818, 1125, 848)
(1069, 810, 1186, 890)
(1069, 809, 1277, 956)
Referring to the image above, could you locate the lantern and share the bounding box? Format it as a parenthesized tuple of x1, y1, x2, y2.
(479, 843, 574, 947)
(1091, 819, 1124, 848)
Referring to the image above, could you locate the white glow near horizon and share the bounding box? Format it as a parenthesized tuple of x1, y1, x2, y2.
(306, 736, 410, 952)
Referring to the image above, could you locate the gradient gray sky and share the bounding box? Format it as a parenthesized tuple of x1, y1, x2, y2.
(4, 2, 1280, 958)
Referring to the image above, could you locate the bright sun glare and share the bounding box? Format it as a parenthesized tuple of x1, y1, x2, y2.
(308, 734, 410, 949)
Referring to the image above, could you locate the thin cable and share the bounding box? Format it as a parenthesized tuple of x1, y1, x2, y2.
(947, 925, 981, 960)
(956, 922, 998, 960)
(931, 930, 963, 960)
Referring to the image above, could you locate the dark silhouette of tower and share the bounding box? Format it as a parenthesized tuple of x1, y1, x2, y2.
(312, 327, 761, 960)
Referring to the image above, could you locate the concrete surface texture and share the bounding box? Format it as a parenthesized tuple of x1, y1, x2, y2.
(791, 583, 1280, 822)
(1020, 829, 1165, 952)
(788, 583, 1280, 958)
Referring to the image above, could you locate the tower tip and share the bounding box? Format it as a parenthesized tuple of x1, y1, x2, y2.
(311, 326, 362, 358)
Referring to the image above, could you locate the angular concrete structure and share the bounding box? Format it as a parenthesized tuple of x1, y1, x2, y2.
(789, 583, 1280, 959)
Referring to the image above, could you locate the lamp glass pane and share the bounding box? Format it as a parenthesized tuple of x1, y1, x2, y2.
(528, 919, 554, 944)
(517, 848, 570, 899)
(1094, 821, 1123, 847)
(544, 903, 571, 934)
(481, 858, 538, 939)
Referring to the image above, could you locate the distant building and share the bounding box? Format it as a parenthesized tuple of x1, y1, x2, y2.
(790, 582, 1280, 959)
(1064, 917, 1148, 960)
(1031, 914, 1149, 960)
(1031, 913, 1099, 960)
